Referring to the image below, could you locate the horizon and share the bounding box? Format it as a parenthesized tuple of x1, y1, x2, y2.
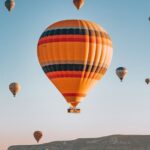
(9, 135, 150, 148)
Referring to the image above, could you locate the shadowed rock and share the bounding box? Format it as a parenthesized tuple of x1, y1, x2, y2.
(8, 135, 150, 150)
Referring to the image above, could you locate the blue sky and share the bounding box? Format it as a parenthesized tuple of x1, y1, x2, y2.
(0, 0, 150, 149)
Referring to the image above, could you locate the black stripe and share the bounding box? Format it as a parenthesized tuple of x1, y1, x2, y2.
(40, 28, 109, 39)
(116, 67, 126, 71)
(42, 64, 103, 73)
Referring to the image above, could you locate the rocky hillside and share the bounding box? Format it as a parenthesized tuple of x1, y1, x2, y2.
(8, 135, 150, 150)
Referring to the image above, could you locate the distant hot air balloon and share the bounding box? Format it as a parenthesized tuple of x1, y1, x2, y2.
(5, 0, 15, 12)
(34, 131, 43, 143)
(73, 0, 84, 10)
(145, 78, 150, 84)
(37, 19, 113, 113)
(116, 67, 128, 82)
(148, 16, 150, 21)
(9, 82, 21, 97)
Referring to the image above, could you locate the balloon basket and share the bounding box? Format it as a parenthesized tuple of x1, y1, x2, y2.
(67, 108, 80, 113)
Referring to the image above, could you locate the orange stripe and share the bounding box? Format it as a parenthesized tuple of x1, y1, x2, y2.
(47, 20, 96, 29)
(38, 42, 112, 65)
(46, 20, 104, 32)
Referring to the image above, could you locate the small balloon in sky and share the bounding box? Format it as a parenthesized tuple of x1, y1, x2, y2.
(145, 78, 150, 84)
(73, 0, 84, 10)
(5, 0, 15, 12)
(9, 82, 21, 97)
(33, 131, 43, 143)
(116, 67, 128, 82)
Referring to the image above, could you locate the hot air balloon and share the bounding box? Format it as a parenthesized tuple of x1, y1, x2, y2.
(37, 19, 113, 113)
(5, 0, 15, 12)
(116, 67, 128, 82)
(145, 78, 150, 84)
(33, 131, 43, 143)
(73, 0, 84, 10)
(9, 82, 21, 97)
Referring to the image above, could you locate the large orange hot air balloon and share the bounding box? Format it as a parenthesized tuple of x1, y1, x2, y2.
(33, 131, 43, 143)
(37, 19, 113, 113)
(9, 82, 21, 97)
(5, 0, 15, 12)
(73, 0, 84, 10)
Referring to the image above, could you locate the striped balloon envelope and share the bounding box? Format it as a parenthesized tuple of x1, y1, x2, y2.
(116, 67, 128, 82)
(73, 0, 84, 10)
(33, 131, 43, 143)
(37, 20, 113, 113)
(5, 0, 15, 12)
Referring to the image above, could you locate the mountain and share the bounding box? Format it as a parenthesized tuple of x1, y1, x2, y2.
(8, 135, 150, 150)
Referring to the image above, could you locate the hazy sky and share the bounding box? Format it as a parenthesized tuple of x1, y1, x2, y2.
(0, 0, 150, 149)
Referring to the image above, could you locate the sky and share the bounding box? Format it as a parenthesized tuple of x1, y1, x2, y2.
(0, 0, 150, 149)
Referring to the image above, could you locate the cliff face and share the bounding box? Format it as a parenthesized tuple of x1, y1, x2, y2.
(8, 135, 150, 150)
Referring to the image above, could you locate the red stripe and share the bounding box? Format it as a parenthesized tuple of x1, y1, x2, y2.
(38, 36, 100, 46)
(46, 72, 101, 80)
(63, 93, 86, 97)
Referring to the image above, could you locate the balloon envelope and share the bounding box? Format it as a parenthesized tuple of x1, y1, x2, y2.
(116, 67, 128, 81)
(37, 19, 113, 111)
(5, 0, 15, 12)
(9, 82, 21, 97)
(73, 0, 84, 10)
(145, 78, 150, 84)
(33, 131, 42, 143)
